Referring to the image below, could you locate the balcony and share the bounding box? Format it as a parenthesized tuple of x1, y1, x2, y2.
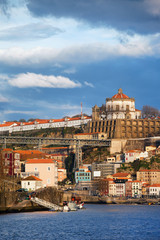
(21, 171, 40, 178)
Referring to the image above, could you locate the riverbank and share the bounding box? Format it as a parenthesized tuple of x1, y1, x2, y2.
(1, 197, 160, 214)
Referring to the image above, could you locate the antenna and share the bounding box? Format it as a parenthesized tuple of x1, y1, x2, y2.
(81, 102, 83, 118)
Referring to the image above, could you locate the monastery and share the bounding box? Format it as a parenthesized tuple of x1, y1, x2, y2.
(86, 88, 160, 139)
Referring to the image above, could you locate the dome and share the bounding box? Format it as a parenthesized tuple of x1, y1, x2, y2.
(112, 88, 129, 99)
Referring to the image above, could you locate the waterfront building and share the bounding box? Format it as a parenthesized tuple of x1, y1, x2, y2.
(125, 181, 132, 197)
(149, 184, 160, 197)
(137, 169, 160, 185)
(75, 166, 91, 184)
(21, 175, 42, 191)
(98, 178, 113, 196)
(92, 162, 114, 180)
(25, 159, 58, 187)
(131, 180, 142, 198)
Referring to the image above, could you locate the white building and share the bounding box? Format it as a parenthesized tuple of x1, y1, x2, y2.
(149, 184, 160, 197)
(25, 159, 58, 188)
(125, 150, 148, 163)
(0, 116, 91, 134)
(131, 180, 142, 198)
(105, 88, 141, 120)
(21, 175, 42, 191)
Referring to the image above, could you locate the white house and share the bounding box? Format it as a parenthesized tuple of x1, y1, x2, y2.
(21, 175, 42, 191)
(149, 184, 160, 197)
(125, 150, 148, 163)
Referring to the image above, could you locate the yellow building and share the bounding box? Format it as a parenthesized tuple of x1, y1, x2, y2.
(137, 169, 160, 185)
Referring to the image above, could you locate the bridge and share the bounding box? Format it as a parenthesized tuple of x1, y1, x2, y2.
(0, 136, 111, 168)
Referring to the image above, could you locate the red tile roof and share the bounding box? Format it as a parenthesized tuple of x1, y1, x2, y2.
(149, 184, 160, 187)
(26, 159, 55, 164)
(112, 173, 130, 177)
(22, 175, 42, 181)
(112, 93, 129, 99)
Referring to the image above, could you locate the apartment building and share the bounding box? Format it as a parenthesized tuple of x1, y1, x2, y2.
(137, 169, 160, 185)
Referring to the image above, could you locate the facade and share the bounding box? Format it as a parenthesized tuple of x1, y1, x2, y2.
(21, 175, 42, 191)
(86, 118, 160, 139)
(92, 88, 141, 121)
(125, 150, 148, 163)
(105, 88, 141, 120)
(149, 184, 160, 197)
(131, 180, 142, 198)
(92, 162, 114, 179)
(75, 166, 91, 184)
(58, 168, 67, 182)
(0, 116, 91, 134)
(1, 148, 21, 176)
(137, 170, 160, 185)
(87, 89, 160, 139)
(25, 159, 58, 187)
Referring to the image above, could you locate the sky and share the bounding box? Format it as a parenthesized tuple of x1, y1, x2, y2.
(0, 0, 160, 122)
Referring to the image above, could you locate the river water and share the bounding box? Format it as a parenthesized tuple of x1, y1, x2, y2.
(0, 204, 160, 240)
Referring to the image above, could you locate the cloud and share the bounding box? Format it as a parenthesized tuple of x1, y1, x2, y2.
(84, 81, 94, 88)
(0, 23, 62, 41)
(0, 34, 154, 67)
(26, 0, 160, 34)
(144, 0, 160, 16)
(63, 68, 76, 74)
(8, 72, 81, 88)
(0, 95, 9, 102)
(4, 110, 36, 115)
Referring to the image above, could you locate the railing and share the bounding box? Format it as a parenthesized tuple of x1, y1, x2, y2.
(31, 197, 62, 211)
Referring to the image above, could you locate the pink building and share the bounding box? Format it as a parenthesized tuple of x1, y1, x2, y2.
(25, 159, 58, 188)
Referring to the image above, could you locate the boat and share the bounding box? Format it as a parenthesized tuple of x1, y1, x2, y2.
(77, 202, 84, 209)
(68, 201, 78, 211)
(63, 205, 70, 212)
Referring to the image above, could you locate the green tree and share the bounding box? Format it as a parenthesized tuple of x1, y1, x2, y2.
(65, 153, 75, 183)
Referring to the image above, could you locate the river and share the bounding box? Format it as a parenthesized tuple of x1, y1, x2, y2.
(0, 204, 160, 240)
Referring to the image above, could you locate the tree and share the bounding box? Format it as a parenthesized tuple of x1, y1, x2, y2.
(142, 105, 160, 118)
(19, 119, 26, 122)
(65, 153, 75, 183)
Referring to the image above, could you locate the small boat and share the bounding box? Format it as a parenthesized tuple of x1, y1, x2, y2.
(63, 205, 70, 212)
(68, 201, 78, 211)
(77, 202, 84, 209)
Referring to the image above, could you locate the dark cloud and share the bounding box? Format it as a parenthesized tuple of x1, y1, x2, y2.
(0, 0, 10, 13)
(26, 0, 160, 34)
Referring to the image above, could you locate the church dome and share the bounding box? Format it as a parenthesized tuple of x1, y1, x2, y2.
(112, 88, 129, 99)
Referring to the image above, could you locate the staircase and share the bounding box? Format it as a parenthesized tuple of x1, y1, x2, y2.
(31, 197, 62, 211)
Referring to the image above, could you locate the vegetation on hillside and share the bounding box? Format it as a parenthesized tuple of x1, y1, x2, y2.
(118, 155, 160, 174)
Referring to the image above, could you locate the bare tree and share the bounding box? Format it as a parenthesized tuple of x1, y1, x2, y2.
(142, 105, 160, 118)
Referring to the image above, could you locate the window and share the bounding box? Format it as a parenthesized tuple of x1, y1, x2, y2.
(48, 167, 51, 171)
(28, 182, 30, 185)
(35, 167, 38, 171)
(126, 105, 129, 111)
(116, 105, 119, 111)
(47, 178, 51, 184)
